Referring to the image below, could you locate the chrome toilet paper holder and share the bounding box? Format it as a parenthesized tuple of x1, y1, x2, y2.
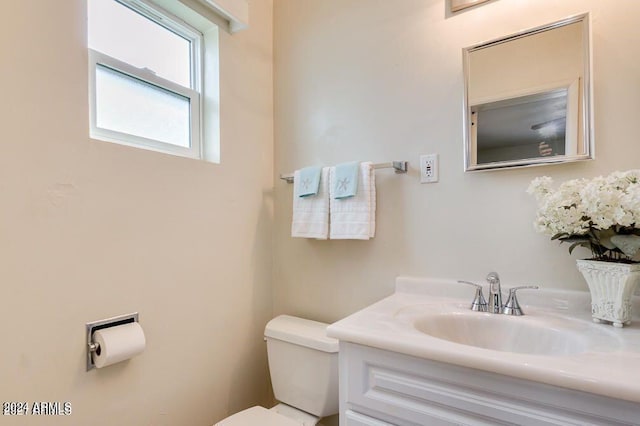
(86, 312, 138, 371)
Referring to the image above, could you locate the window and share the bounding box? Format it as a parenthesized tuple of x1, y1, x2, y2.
(88, 0, 204, 159)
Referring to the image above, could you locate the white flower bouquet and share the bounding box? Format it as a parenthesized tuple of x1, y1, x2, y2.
(527, 170, 640, 263)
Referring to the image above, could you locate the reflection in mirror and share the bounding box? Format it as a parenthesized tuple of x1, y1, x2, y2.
(473, 83, 578, 164)
(463, 14, 593, 171)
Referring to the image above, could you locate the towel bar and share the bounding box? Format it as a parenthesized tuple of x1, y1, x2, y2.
(280, 161, 408, 183)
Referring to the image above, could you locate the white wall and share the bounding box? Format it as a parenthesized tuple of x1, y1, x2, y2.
(0, 1, 273, 425)
(273, 0, 640, 323)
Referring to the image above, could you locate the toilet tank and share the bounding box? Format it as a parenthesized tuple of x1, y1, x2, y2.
(264, 315, 339, 418)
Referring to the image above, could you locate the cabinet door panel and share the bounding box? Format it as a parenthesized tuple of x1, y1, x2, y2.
(340, 343, 640, 426)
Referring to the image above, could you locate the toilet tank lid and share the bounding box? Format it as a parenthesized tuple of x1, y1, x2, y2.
(265, 315, 339, 353)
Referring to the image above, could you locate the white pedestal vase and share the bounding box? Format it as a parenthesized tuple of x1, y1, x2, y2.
(576, 259, 640, 328)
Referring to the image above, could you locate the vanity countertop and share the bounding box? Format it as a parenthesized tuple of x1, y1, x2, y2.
(326, 277, 640, 404)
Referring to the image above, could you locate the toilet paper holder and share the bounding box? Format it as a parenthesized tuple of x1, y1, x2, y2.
(86, 312, 139, 371)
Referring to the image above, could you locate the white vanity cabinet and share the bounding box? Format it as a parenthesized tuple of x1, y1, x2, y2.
(327, 277, 640, 425)
(340, 342, 640, 426)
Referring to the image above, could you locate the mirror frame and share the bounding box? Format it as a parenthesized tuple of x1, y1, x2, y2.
(462, 13, 594, 172)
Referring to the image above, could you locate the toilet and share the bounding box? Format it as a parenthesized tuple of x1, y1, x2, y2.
(215, 315, 339, 426)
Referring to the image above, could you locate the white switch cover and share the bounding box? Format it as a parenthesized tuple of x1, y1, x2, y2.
(420, 154, 439, 183)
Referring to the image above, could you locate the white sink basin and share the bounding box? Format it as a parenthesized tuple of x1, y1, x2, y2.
(413, 311, 589, 356)
(328, 277, 640, 403)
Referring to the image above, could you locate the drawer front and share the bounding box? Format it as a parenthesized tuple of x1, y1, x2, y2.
(341, 343, 640, 426)
(345, 407, 490, 426)
(344, 410, 394, 426)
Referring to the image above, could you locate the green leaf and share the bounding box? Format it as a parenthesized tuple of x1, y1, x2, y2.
(560, 236, 590, 244)
(568, 241, 589, 254)
(593, 228, 617, 249)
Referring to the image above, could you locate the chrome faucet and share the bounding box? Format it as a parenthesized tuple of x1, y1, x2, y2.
(486, 272, 502, 314)
(458, 272, 539, 316)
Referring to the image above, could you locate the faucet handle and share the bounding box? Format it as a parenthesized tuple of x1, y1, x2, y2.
(457, 280, 488, 312)
(486, 271, 500, 283)
(502, 286, 539, 316)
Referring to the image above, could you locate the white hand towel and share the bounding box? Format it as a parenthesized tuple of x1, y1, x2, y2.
(291, 167, 330, 239)
(329, 162, 376, 240)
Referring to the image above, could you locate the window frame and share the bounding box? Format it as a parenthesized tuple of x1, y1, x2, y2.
(88, 0, 204, 159)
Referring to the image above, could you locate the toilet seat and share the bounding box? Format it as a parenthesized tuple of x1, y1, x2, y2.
(215, 406, 301, 426)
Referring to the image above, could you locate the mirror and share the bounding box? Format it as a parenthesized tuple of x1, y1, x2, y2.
(463, 14, 593, 171)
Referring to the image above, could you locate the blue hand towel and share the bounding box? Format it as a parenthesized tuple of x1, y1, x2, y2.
(295, 166, 322, 197)
(333, 162, 359, 199)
